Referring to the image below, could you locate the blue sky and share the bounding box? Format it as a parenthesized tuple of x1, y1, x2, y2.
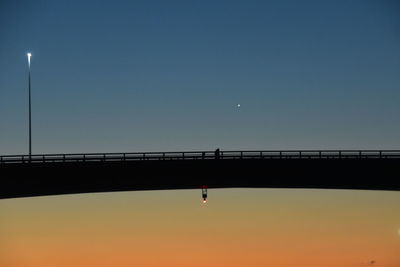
(1, 0, 399, 154)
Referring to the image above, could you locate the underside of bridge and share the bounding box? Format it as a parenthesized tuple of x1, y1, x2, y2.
(1, 158, 399, 199)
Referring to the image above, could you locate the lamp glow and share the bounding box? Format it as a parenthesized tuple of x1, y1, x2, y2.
(27, 53, 32, 67)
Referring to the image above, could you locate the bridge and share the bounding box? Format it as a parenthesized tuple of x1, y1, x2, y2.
(1, 150, 400, 199)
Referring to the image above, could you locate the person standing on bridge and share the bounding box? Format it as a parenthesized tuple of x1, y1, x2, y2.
(215, 148, 220, 160)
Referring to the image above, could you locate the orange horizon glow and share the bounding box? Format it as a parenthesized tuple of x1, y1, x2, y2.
(1, 189, 399, 267)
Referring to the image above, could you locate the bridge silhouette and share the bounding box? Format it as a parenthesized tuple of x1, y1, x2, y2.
(1, 150, 399, 199)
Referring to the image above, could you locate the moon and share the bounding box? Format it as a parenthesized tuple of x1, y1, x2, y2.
(237, 104, 241, 108)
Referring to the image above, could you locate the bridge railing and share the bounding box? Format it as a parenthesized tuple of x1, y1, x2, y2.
(1, 150, 400, 164)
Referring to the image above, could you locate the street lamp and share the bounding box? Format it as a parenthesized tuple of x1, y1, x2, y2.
(27, 52, 32, 159)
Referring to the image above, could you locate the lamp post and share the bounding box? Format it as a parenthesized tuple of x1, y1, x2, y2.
(27, 52, 32, 160)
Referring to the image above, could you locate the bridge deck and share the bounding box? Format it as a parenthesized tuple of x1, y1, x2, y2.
(1, 150, 400, 164)
(1, 150, 400, 199)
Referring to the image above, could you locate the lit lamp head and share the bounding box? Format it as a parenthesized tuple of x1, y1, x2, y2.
(27, 52, 32, 67)
(201, 186, 208, 204)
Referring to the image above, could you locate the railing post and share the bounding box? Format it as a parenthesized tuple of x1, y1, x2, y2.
(299, 151, 302, 159)
(339, 151, 341, 159)
(359, 151, 362, 159)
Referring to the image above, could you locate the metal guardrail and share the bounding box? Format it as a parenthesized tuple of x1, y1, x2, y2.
(1, 150, 400, 164)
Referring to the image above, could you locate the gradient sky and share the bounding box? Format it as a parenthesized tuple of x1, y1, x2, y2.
(1, 0, 400, 154)
(1, 189, 400, 267)
(1, 3, 400, 266)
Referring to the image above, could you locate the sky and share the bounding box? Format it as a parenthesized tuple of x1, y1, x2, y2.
(1, 0, 400, 154)
(1, 2, 400, 266)
(1, 189, 400, 267)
